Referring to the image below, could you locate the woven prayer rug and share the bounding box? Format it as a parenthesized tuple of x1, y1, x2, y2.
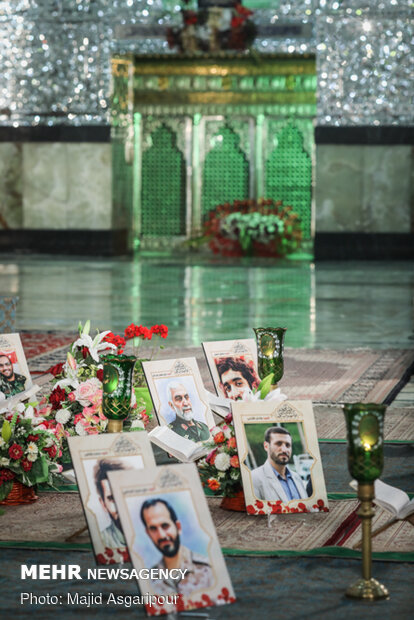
(21, 330, 74, 361)
(1, 493, 413, 558)
(314, 405, 414, 442)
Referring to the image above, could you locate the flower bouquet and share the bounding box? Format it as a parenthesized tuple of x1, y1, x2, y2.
(0, 408, 60, 503)
(198, 414, 243, 504)
(200, 198, 302, 258)
(43, 321, 168, 463)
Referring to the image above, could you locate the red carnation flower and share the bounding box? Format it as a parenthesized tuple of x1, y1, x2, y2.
(21, 459, 33, 472)
(49, 385, 67, 410)
(27, 434, 40, 442)
(207, 478, 220, 491)
(96, 368, 104, 382)
(230, 455, 239, 468)
(47, 362, 64, 377)
(9, 443, 24, 460)
(45, 444, 58, 459)
(213, 431, 225, 444)
(0, 468, 15, 482)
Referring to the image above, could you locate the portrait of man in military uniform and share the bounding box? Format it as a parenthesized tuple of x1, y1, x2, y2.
(166, 380, 210, 443)
(140, 497, 213, 596)
(0, 353, 28, 398)
(94, 458, 131, 551)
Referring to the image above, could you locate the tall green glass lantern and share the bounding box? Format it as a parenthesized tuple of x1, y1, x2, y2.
(102, 354, 136, 433)
(343, 403, 389, 601)
(253, 327, 287, 386)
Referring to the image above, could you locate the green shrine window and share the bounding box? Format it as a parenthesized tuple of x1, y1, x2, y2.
(141, 125, 186, 236)
(265, 123, 312, 239)
(111, 54, 316, 249)
(202, 125, 249, 217)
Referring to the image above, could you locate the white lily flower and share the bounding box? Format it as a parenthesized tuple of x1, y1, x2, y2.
(54, 377, 80, 391)
(72, 330, 117, 363)
(245, 387, 288, 405)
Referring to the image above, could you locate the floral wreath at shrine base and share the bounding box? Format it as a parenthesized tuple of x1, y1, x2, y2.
(246, 498, 329, 516)
(146, 587, 236, 616)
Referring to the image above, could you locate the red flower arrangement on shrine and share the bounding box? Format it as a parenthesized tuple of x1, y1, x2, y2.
(166, 2, 256, 53)
(202, 198, 303, 258)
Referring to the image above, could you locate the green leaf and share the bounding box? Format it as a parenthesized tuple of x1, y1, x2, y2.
(1, 420, 12, 443)
(0, 480, 13, 502)
(30, 457, 50, 484)
(83, 320, 90, 336)
(258, 373, 275, 399)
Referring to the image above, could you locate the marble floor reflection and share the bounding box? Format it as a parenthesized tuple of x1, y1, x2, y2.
(0, 255, 413, 350)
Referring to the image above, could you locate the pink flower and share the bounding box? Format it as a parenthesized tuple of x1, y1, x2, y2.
(38, 404, 53, 417)
(74, 378, 102, 406)
(82, 407, 100, 425)
(85, 426, 99, 435)
(74, 413, 84, 425)
(68, 392, 76, 402)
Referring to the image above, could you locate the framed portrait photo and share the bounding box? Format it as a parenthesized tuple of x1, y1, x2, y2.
(232, 400, 329, 515)
(108, 463, 236, 616)
(0, 333, 32, 402)
(202, 339, 260, 402)
(67, 431, 156, 565)
(142, 357, 214, 444)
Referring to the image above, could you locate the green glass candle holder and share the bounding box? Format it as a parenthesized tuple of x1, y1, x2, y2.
(343, 402, 388, 601)
(102, 354, 136, 433)
(253, 327, 287, 385)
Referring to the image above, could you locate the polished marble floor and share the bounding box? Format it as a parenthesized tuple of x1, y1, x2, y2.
(0, 254, 413, 350)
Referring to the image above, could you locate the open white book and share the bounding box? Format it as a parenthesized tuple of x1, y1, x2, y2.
(351, 479, 414, 519)
(206, 389, 231, 418)
(148, 425, 209, 463)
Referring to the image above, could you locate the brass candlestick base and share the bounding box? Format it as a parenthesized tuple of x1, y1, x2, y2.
(345, 482, 389, 601)
(346, 578, 389, 601)
(107, 419, 123, 433)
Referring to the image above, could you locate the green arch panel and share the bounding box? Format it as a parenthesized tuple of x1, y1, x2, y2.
(265, 123, 312, 239)
(202, 125, 249, 217)
(141, 125, 186, 236)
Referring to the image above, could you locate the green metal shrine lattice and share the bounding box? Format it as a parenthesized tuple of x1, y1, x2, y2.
(202, 125, 250, 217)
(265, 123, 312, 239)
(141, 125, 186, 236)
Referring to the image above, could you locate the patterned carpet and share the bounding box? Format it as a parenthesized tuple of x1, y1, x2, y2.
(2, 443, 413, 556)
(23, 331, 414, 405)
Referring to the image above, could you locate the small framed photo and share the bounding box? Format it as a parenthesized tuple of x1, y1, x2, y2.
(108, 463, 236, 616)
(142, 358, 214, 443)
(0, 333, 32, 401)
(202, 339, 260, 401)
(67, 431, 156, 565)
(232, 400, 329, 515)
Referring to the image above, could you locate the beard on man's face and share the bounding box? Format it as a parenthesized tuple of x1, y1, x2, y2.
(269, 447, 290, 466)
(156, 531, 180, 558)
(173, 403, 193, 422)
